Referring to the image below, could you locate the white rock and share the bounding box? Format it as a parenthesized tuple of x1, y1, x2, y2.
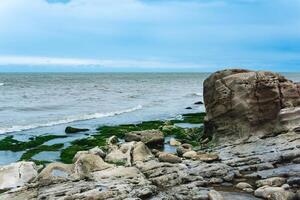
(0, 162, 38, 190)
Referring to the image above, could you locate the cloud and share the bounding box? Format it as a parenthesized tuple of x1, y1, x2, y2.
(0, 0, 299, 71)
(0, 55, 202, 68)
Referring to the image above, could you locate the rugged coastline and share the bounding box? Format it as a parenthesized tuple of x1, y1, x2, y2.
(0, 69, 300, 200)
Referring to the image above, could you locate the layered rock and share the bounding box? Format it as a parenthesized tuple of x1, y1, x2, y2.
(203, 69, 300, 142)
(0, 162, 38, 190)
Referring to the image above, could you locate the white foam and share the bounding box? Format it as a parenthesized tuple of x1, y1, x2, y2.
(0, 83, 4, 86)
(191, 92, 202, 97)
(0, 105, 142, 134)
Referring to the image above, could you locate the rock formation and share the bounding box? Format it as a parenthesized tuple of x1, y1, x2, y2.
(203, 69, 300, 143)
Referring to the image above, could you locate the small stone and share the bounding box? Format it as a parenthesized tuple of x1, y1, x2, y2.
(158, 152, 182, 163)
(235, 182, 252, 190)
(254, 186, 285, 198)
(193, 153, 219, 162)
(208, 190, 223, 200)
(185, 107, 192, 110)
(287, 177, 300, 186)
(281, 184, 290, 190)
(107, 136, 119, 145)
(256, 177, 286, 187)
(209, 178, 223, 184)
(243, 188, 254, 193)
(177, 144, 193, 156)
(194, 101, 204, 105)
(182, 151, 197, 159)
(169, 138, 181, 146)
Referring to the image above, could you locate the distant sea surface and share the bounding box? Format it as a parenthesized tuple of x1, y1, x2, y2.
(0, 73, 210, 137)
(0, 72, 299, 138)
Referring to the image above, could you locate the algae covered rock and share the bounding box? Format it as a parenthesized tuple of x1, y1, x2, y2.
(65, 126, 89, 134)
(125, 130, 164, 146)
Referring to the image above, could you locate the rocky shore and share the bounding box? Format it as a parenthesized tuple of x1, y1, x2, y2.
(0, 69, 300, 200)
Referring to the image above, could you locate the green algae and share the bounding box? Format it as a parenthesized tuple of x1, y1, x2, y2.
(0, 135, 67, 152)
(20, 143, 64, 161)
(60, 113, 207, 164)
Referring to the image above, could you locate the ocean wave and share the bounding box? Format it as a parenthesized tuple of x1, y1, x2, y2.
(0, 105, 142, 134)
(0, 83, 4, 86)
(190, 92, 202, 97)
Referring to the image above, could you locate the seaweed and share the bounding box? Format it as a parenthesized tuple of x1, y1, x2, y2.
(20, 143, 64, 161)
(0, 135, 67, 152)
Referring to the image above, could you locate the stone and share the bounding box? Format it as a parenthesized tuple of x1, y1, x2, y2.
(287, 177, 300, 186)
(194, 101, 204, 105)
(74, 154, 113, 178)
(105, 142, 134, 166)
(177, 143, 193, 156)
(125, 130, 164, 146)
(107, 135, 119, 145)
(183, 151, 197, 159)
(132, 142, 154, 163)
(254, 186, 285, 198)
(158, 152, 182, 163)
(193, 153, 219, 162)
(88, 146, 106, 158)
(37, 162, 74, 183)
(65, 126, 89, 134)
(169, 138, 181, 146)
(203, 69, 300, 143)
(185, 107, 192, 110)
(236, 182, 252, 190)
(208, 190, 224, 200)
(0, 161, 38, 190)
(269, 191, 295, 200)
(256, 177, 286, 187)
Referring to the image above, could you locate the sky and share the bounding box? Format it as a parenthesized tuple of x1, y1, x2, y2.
(0, 0, 299, 72)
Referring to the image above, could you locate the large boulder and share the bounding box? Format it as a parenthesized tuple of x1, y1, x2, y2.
(203, 69, 300, 142)
(0, 162, 38, 190)
(125, 130, 164, 147)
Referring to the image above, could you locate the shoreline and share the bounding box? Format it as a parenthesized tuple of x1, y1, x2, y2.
(0, 112, 205, 166)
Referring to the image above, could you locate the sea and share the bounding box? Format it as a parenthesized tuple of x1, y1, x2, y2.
(0, 72, 299, 165)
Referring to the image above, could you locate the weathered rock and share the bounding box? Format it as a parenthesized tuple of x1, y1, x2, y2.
(236, 182, 252, 190)
(37, 162, 74, 184)
(132, 142, 154, 163)
(158, 152, 182, 163)
(208, 190, 224, 200)
(74, 154, 113, 178)
(269, 191, 295, 200)
(125, 130, 164, 146)
(65, 126, 89, 134)
(88, 146, 106, 158)
(177, 143, 193, 156)
(287, 177, 300, 186)
(170, 138, 181, 146)
(194, 153, 219, 162)
(107, 135, 119, 145)
(203, 69, 300, 143)
(0, 162, 38, 190)
(254, 186, 285, 198)
(183, 151, 197, 159)
(105, 142, 135, 166)
(256, 177, 286, 187)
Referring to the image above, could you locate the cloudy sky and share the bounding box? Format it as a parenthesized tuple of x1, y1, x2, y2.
(0, 0, 299, 72)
